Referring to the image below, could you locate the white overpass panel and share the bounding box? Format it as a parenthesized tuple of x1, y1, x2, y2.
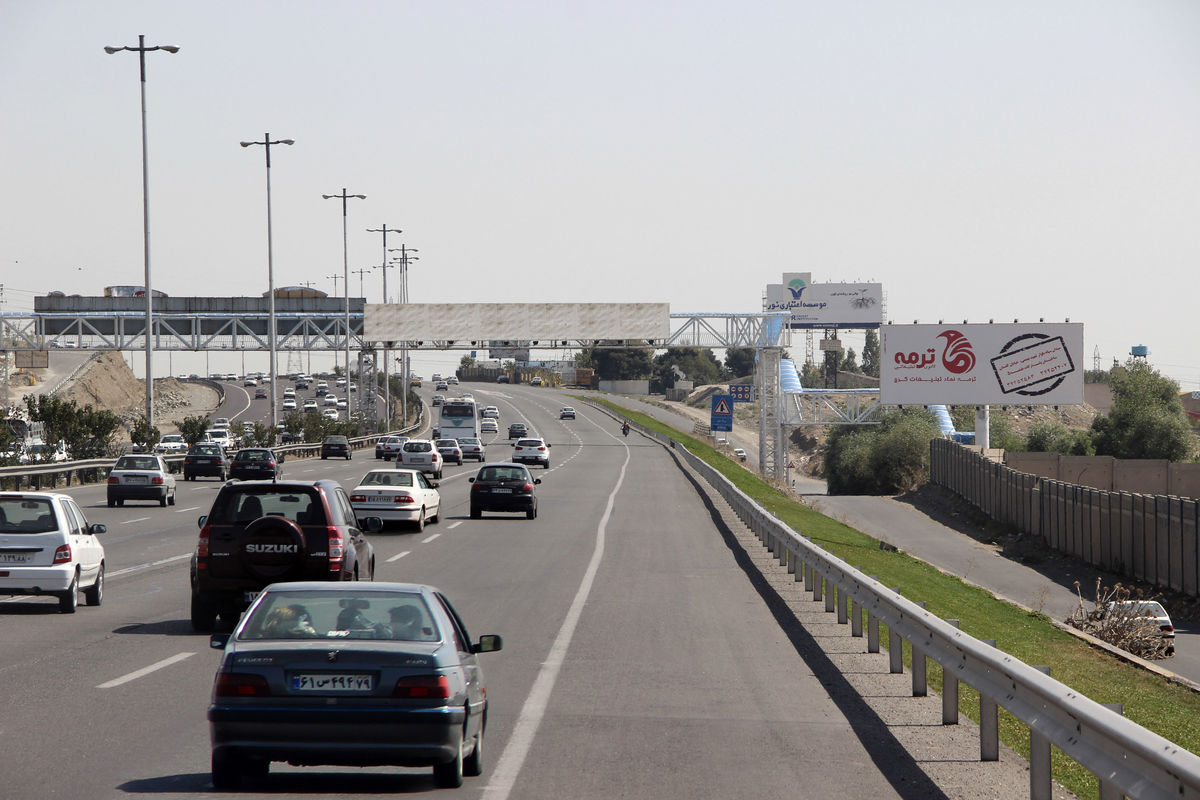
(364, 303, 670, 342)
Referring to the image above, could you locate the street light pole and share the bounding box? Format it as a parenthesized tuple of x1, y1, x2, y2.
(388, 245, 419, 426)
(322, 189, 366, 417)
(104, 34, 179, 429)
(240, 133, 294, 432)
(368, 224, 401, 428)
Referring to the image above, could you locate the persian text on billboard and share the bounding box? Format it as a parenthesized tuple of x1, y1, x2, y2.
(764, 283, 882, 329)
(880, 323, 1083, 406)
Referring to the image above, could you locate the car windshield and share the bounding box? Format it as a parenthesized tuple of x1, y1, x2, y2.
(116, 456, 160, 470)
(238, 589, 440, 642)
(478, 466, 529, 482)
(360, 471, 414, 487)
(206, 487, 321, 525)
(0, 497, 58, 533)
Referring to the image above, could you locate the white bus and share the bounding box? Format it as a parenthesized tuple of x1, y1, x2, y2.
(438, 398, 479, 440)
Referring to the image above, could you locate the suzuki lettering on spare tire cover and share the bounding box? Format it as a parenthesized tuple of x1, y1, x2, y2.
(241, 516, 308, 582)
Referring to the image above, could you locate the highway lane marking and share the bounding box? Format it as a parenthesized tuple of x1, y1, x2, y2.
(386, 550, 411, 562)
(446, 521, 462, 530)
(97, 651, 196, 689)
(174, 506, 201, 513)
(122, 517, 151, 525)
(483, 420, 630, 800)
(107, 552, 192, 578)
(420, 533, 440, 544)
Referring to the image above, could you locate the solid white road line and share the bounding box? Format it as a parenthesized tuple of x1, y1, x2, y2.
(483, 424, 631, 800)
(386, 550, 411, 563)
(96, 651, 196, 689)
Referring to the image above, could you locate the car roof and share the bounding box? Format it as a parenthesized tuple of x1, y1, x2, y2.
(0, 491, 70, 502)
(261, 580, 439, 595)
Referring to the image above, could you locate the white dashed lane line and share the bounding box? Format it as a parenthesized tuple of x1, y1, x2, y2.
(96, 652, 196, 689)
(174, 506, 201, 513)
(122, 517, 151, 525)
(420, 533, 440, 544)
(386, 550, 411, 563)
(446, 521, 463, 530)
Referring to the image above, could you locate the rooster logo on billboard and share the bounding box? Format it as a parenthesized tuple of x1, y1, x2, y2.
(938, 330, 976, 374)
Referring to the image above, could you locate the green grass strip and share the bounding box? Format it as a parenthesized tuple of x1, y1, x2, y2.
(590, 396, 1200, 799)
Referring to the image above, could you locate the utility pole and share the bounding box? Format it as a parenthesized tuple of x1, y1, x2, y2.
(367, 224, 401, 430)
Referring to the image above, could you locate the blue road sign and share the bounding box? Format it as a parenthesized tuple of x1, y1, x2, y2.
(729, 384, 755, 403)
(711, 394, 733, 432)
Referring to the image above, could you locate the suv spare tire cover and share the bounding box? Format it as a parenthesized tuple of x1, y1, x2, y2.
(241, 515, 309, 582)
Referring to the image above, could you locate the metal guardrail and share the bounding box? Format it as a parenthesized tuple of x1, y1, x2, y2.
(0, 403, 424, 490)
(596, 402, 1200, 800)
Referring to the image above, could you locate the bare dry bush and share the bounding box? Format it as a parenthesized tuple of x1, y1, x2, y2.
(1065, 579, 1175, 660)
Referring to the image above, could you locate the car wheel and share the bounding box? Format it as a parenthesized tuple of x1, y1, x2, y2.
(527, 507, 536, 520)
(84, 563, 104, 606)
(107, 497, 115, 508)
(116, 498, 125, 507)
(415, 508, 425, 532)
(58, 571, 79, 613)
(219, 471, 228, 481)
(160, 493, 168, 507)
(464, 717, 485, 777)
(470, 505, 481, 520)
(544, 461, 550, 469)
(219, 603, 242, 627)
(429, 505, 439, 524)
(321, 455, 327, 460)
(347, 454, 352, 460)
(168, 490, 176, 506)
(211, 749, 241, 791)
(191, 595, 218, 632)
(433, 730, 465, 788)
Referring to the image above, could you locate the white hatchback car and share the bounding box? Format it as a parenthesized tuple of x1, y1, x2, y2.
(349, 468, 441, 531)
(0, 492, 106, 613)
(400, 439, 444, 479)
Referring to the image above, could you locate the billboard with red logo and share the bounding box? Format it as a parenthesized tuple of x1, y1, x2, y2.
(880, 323, 1084, 405)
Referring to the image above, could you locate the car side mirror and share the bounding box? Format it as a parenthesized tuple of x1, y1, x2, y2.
(278, 454, 286, 463)
(468, 477, 475, 483)
(546, 443, 552, 448)
(197, 515, 207, 528)
(511, 443, 516, 447)
(89, 523, 107, 534)
(428, 481, 439, 489)
(210, 633, 231, 649)
(534, 478, 542, 485)
(471, 634, 503, 654)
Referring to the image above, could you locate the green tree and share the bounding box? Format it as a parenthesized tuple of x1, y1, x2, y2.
(652, 348, 724, 388)
(861, 330, 881, 378)
(839, 348, 859, 374)
(1089, 360, 1193, 461)
(459, 354, 476, 369)
(585, 347, 653, 380)
(176, 415, 212, 445)
(724, 347, 756, 379)
(824, 408, 940, 494)
(23, 395, 121, 459)
(1026, 420, 1095, 456)
(130, 416, 161, 452)
(800, 361, 823, 388)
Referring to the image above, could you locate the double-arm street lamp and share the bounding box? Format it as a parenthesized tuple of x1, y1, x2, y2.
(240, 133, 294, 431)
(387, 245, 418, 424)
(104, 35, 179, 428)
(322, 189, 366, 413)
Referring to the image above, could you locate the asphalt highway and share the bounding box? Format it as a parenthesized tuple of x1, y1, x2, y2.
(0, 384, 1005, 798)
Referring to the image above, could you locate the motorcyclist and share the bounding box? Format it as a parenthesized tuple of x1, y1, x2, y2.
(621, 421, 630, 436)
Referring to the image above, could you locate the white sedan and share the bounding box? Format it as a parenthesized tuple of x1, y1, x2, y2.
(349, 468, 441, 531)
(480, 418, 499, 433)
(0, 492, 106, 613)
(107, 453, 178, 507)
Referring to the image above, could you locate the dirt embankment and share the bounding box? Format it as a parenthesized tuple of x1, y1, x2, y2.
(55, 351, 220, 435)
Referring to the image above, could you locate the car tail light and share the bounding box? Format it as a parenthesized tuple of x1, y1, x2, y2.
(393, 674, 450, 699)
(107, 476, 119, 484)
(267, 461, 276, 468)
(471, 482, 484, 492)
(196, 525, 211, 563)
(394, 494, 414, 504)
(1161, 624, 1175, 634)
(328, 526, 344, 571)
(152, 476, 165, 485)
(521, 483, 534, 492)
(52, 544, 71, 564)
(537, 446, 546, 451)
(350, 494, 366, 503)
(214, 672, 271, 697)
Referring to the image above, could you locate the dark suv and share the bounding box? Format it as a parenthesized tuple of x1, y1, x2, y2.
(321, 435, 352, 460)
(189, 479, 382, 631)
(184, 442, 230, 481)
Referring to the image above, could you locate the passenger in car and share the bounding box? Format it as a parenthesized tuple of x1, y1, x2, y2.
(263, 604, 319, 638)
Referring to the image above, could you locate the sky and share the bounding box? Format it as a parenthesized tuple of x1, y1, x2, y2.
(2, 1, 1198, 387)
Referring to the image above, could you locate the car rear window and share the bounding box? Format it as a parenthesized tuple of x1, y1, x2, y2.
(403, 441, 432, 452)
(435, 440, 458, 447)
(324, 436, 348, 445)
(459, 438, 481, 445)
(116, 456, 160, 470)
(478, 466, 529, 482)
(237, 450, 270, 462)
(516, 439, 542, 447)
(238, 589, 439, 642)
(0, 497, 58, 533)
(361, 472, 414, 487)
(193, 445, 222, 455)
(207, 487, 322, 526)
